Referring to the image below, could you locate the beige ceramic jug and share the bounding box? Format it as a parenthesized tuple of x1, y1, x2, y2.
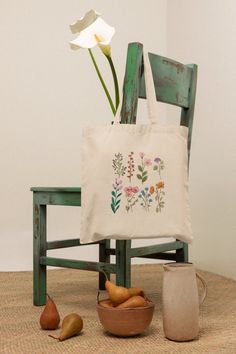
(162, 262, 207, 341)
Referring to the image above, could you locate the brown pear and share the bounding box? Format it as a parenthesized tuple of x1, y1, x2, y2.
(105, 280, 131, 306)
(116, 295, 147, 309)
(128, 287, 144, 297)
(99, 299, 114, 308)
(49, 313, 83, 341)
(40, 294, 60, 330)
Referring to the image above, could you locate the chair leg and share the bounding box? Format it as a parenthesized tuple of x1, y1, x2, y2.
(33, 202, 47, 306)
(176, 242, 189, 262)
(99, 240, 110, 290)
(116, 240, 131, 287)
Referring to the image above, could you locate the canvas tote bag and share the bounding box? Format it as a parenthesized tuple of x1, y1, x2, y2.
(80, 51, 193, 244)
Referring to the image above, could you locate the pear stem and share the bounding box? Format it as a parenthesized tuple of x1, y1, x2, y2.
(97, 291, 100, 304)
(100, 269, 108, 281)
(48, 334, 58, 340)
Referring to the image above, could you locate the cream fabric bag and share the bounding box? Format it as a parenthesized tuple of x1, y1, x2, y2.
(80, 52, 193, 244)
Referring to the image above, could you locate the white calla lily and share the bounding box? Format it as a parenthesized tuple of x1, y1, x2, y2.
(70, 17, 115, 50)
(70, 9, 101, 34)
(69, 10, 119, 116)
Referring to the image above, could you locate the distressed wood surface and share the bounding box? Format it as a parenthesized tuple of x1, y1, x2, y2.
(120, 42, 143, 124)
(138, 252, 177, 261)
(180, 63, 198, 161)
(116, 240, 131, 287)
(33, 202, 47, 306)
(40, 257, 116, 274)
(46, 238, 101, 250)
(139, 53, 192, 108)
(33, 191, 81, 206)
(99, 239, 111, 289)
(130, 241, 184, 258)
(31, 187, 81, 192)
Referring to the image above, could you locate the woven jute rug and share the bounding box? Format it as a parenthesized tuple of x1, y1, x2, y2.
(0, 264, 235, 354)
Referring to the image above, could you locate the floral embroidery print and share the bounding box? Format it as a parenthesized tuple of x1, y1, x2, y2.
(153, 157, 164, 179)
(112, 153, 126, 178)
(127, 152, 135, 182)
(110, 152, 165, 214)
(137, 152, 152, 184)
(124, 186, 139, 212)
(154, 181, 165, 213)
(138, 187, 153, 211)
(111, 178, 123, 213)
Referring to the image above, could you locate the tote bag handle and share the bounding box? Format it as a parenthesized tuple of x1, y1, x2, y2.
(113, 50, 158, 125)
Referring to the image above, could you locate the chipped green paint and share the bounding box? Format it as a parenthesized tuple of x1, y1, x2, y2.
(40, 257, 116, 274)
(32, 188, 112, 306)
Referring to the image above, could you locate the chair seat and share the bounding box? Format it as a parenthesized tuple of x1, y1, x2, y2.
(30, 187, 81, 192)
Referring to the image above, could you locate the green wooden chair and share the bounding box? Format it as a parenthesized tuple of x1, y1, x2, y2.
(31, 42, 197, 306)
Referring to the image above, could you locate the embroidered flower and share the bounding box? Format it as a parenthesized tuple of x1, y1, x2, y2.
(137, 154, 151, 184)
(156, 181, 164, 189)
(124, 186, 139, 212)
(144, 158, 152, 167)
(154, 181, 165, 213)
(112, 153, 126, 178)
(132, 186, 139, 193)
(111, 178, 123, 213)
(153, 157, 164, 179)
(127, 152, 135, 182)
(138, 187, 153, 211)
(149, 186, 155, 194)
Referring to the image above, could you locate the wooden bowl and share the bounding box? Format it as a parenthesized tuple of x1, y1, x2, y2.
(96, 299, 155, 337)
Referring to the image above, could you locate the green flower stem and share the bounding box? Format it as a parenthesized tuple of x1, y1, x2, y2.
(106, 55, 120, 110)
(88, 48, 116, 116)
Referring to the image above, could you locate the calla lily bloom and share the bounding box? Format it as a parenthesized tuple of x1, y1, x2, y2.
(69, 9, 118, 115)
(70, 15, 115, 50)
(70, 9, 100, 34)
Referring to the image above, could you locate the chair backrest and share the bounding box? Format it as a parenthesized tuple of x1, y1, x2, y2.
(120, 42, 197, 160)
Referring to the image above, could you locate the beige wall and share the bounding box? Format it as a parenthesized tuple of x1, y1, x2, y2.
(1, 1, 235, 279)
(167, 0, 236, 279)
(0, 0, 167, 270)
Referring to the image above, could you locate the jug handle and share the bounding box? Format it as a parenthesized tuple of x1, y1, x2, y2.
(196, 272, 207, 305)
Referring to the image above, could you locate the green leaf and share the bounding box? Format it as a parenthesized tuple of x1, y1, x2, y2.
(116, 199, 121, 206)
(112, 197, 115, 205)
(142, 176, 148, 182)
(111, 204, 115, 213)
(137, 174, 142, 180)
(115, 204, 120, 211)
(153, 165, 158, 171)
(143, 170, 148, 176)
(138, 165, 143, 172)
(111, 191, 116, 197)
(117, 193, 122, 198)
